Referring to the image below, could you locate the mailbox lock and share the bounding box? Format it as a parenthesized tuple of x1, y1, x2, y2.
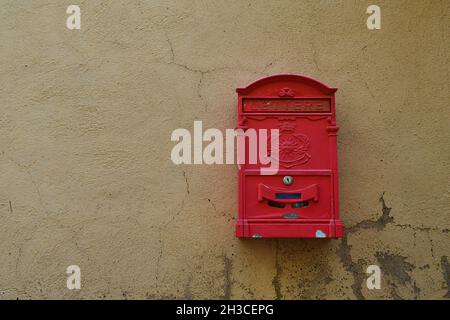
(283, 176, 294, 185)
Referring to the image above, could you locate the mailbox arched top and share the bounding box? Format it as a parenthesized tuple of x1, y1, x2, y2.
(236, 74, 337, 96)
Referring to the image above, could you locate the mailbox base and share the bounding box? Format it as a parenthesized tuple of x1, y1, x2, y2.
(236, 221, 343, 239)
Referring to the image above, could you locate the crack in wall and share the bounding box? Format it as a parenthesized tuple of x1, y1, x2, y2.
(164, 33, 276, 113)
(222, 255, 232, 300)
(197, 72, 207, 112)
(272, 240, 282, 300)
(338, 235, 366, 299)
(338, 192, 446, 299)
(207, 198, 217, 213)
(311, 41, 321, 72)
(155, 169, 191, 284)
(165, 35, 223, 113)
(164, 169, 190, 227)
(2, 152, 47, 214)
(376, 251, 419, 299)
(393, 223, 449, 233)
(164, 199, 185, 228)
(155, 234, 164, 283)
(338, 193, 393, 299)
(347, 192, 394, 233)
(441, 256, 450, 298)
(182, 169, 190, 194)
(183, 275, 193, 299)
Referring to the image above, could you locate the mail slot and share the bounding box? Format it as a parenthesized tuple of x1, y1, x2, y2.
(235, 74, 343, 239)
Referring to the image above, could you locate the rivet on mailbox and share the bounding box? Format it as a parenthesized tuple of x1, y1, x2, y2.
(235, 74, 343, 239)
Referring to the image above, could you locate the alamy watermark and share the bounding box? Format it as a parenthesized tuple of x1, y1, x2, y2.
(170, 121, 280, 175)
(66, 265, 81, 290)
(367, 5, 381, 30)
(366, 265, 381, 290)
(65, 5, 380, 31)
(66, 5, 81, 30)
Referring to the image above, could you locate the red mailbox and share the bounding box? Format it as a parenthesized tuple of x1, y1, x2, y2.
(235, 74, 342, 239)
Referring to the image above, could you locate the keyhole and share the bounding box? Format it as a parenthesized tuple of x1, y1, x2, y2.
(283, 176, 293, 185)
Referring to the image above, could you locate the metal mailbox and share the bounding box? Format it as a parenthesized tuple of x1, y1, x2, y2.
(235, 74, 342, 238)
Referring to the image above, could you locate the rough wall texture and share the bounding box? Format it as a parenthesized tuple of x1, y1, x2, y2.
(0, 0, 449, 299)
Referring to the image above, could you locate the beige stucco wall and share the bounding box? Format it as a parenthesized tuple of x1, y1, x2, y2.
(1, 0, 449, 299)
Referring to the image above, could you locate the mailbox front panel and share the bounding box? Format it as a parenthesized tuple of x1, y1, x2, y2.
(244, 173, 333, 220)
(236, 74, 342, 239)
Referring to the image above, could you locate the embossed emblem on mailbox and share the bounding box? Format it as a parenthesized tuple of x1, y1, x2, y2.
(235, 74, 343, 239)
(276, 119, 311, 167)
